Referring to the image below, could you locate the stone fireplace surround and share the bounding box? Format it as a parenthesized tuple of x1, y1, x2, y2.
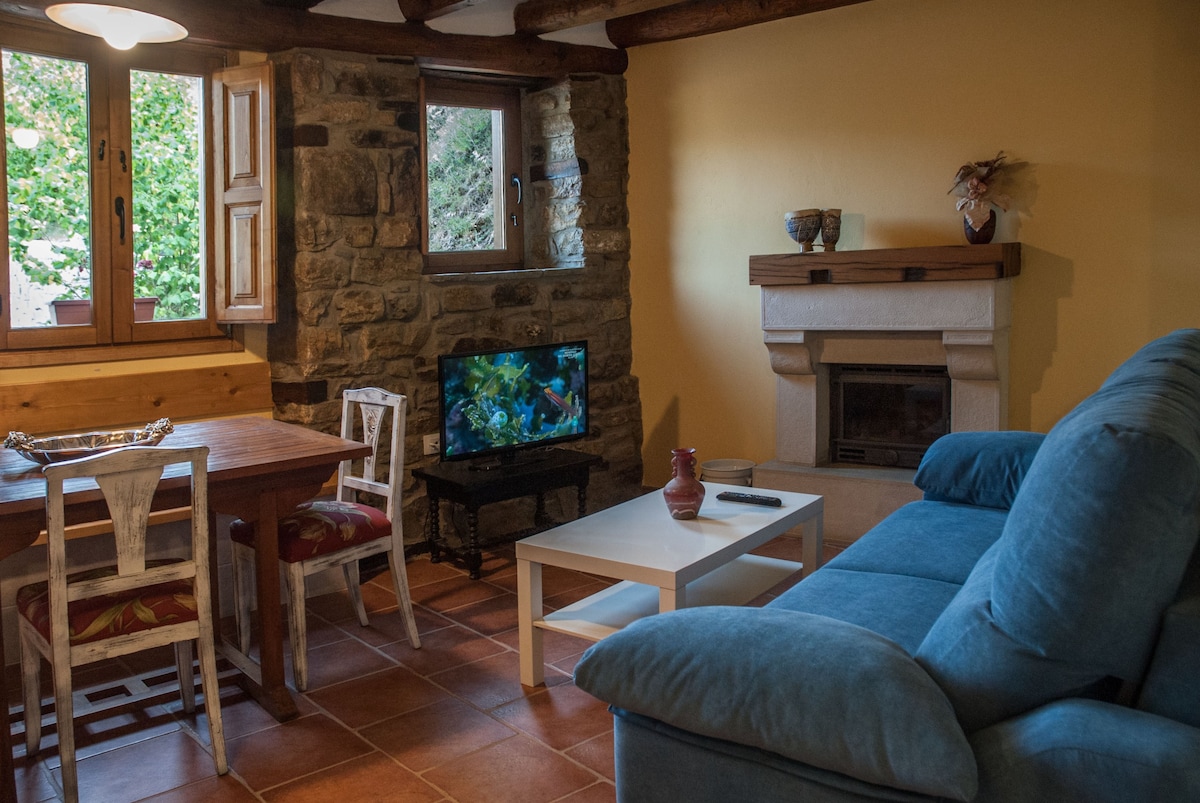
(749, 244, 1020, 545)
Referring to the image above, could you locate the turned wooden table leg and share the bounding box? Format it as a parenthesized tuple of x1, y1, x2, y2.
(426, 495, 442, 563)
(466, 507, 482, 580)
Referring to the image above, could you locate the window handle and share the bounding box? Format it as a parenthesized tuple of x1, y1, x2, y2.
(97, 139, 106, 160)
(115, 196, 126, 243)
(119, 149, 127, 172)
(511, 174, 522, 205)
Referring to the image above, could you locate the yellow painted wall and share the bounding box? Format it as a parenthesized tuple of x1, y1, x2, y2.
(628, 0, 1200, 486)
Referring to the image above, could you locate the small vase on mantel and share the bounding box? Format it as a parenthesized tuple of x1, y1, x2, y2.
(663, 447, 705, 520)
(963, 207, 997, 244)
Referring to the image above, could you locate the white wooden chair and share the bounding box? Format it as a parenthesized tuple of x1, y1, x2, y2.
(18, 446, 226, 803)
(230, 388, 421, 691)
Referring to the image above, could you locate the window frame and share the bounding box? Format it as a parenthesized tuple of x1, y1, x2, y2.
(420, 74, 524, 275)
(0, 23, 228, 355)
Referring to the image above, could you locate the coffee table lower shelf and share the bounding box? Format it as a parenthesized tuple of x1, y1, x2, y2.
(536, 553, 802, 642)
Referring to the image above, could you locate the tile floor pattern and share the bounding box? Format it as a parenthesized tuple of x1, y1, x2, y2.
(7, 535, 842, 802)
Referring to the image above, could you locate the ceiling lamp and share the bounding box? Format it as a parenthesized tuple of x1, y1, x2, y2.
(45, 4, 188, 50)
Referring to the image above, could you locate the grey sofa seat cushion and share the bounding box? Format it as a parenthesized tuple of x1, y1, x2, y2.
(918, 329, 1200, 732)
(574, 607, 977, 801)
(971, 699, 1200, 803)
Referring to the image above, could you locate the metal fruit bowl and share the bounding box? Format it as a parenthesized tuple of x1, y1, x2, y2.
(4, 418, 173, 465)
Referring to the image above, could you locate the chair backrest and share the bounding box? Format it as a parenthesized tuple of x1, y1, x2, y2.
(42, 445, 210, 633)
(337, 388, 407, 523)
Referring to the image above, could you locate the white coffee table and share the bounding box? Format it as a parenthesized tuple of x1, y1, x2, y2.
(516, 482, 823, 686)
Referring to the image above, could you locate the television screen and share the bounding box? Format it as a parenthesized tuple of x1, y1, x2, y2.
(439, 341, 589, 463)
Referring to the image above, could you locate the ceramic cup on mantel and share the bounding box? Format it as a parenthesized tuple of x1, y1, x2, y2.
(664, 447, 705, 520)
(820, 209, 842, 251)
(785, 209, 822, 253)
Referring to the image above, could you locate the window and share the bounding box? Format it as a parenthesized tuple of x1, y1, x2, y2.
(421, 76, 523, 274)
(0, 23, 274, 358)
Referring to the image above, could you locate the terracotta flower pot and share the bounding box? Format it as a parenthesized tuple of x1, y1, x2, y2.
(50, 297, 158, 325)
(134, 296, 158, 322)
(49, 299, 91, 326)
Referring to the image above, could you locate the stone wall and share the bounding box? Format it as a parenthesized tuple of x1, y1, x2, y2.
(267, 48, 643, 550)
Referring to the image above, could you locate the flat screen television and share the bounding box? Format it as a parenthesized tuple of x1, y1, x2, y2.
(438, 340, 589, 465)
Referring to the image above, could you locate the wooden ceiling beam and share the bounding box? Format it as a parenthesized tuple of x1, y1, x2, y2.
(0, 0, 627, 76)
(397, 0, 475, 23)
(606, 0, 870, 47)
(259, 0, 323, 8)
(513, 0, 678, 36)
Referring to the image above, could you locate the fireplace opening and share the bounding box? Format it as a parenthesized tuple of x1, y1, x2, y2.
(830, 364, 950, 468)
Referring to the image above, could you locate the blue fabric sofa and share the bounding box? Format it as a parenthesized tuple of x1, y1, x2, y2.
(575, 328, 1200, 802)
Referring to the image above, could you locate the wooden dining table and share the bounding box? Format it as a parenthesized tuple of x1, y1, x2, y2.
(0, 416, 371, 802)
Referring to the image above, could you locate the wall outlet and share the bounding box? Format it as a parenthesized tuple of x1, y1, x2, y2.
(422, 433, 440, 456)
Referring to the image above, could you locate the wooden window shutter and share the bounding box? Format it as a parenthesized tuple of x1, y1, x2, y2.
(213, 61, 276, 323)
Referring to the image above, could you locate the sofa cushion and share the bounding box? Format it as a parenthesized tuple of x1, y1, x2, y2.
(917, 544, 1121, 731)
(574, 607, 977, 801)
(1136, 560, 1200, 728)
(770, 500, 1006, 653)
(918, 329, 1200, 732)
(820, 500, 1007, 586)
(914, 431, 1045, 510)
(769, 568, 964, 656)
(971, 699, 1200, 803)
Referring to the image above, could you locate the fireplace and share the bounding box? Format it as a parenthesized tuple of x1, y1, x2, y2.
(748, 243, 1020, 544)
(830, 364, 950, 468)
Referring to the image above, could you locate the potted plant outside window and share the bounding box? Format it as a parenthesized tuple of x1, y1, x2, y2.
(133, 258, 159, 321)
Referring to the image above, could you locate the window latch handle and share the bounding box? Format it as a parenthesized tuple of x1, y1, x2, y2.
(98, 139, 106, 160)
(510, 174, 522, 205)
(119, 149, 127, 172)
(115, 196, 126, 243)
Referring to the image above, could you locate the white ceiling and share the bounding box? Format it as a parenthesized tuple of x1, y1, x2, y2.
(310, 0, 617, 48)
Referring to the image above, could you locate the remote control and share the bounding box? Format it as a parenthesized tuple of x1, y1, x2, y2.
(716, 491, 782, 507)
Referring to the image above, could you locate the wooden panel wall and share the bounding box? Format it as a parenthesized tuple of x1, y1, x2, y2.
(1, 362, 273, 436)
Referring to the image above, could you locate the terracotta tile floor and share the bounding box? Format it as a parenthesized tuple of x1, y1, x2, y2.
(7, 536, 842, 802)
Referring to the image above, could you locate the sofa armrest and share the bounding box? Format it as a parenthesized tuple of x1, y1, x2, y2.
(971, 698, 1200, 802)
(574, 607, 977, 801)
(914, 431, 1046, 510)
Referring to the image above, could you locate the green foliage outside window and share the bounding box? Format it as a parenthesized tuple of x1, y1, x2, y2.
(131, 69, 202, 319)
(4, 50, 202, 322)
(426, 104, 497, 252)
(3, 49, 91, 301)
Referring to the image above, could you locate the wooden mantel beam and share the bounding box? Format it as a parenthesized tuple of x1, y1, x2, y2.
(0, 0, 627, 77)
(748, 244, 1022, 287)
(607, 0, 871, 47)
(514, 0, 678, 36)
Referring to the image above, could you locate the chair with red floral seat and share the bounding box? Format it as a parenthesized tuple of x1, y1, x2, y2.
(18, 445, 226, 803)
(230, 387, 421, 691)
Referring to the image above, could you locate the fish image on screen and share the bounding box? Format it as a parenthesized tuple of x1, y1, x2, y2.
(438, 341, 589, 465)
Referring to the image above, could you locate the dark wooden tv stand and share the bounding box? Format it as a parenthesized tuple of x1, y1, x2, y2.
(413, 448, 604, 579)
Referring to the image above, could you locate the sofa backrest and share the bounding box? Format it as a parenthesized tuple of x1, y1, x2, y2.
(916, 328, 1200, 732)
